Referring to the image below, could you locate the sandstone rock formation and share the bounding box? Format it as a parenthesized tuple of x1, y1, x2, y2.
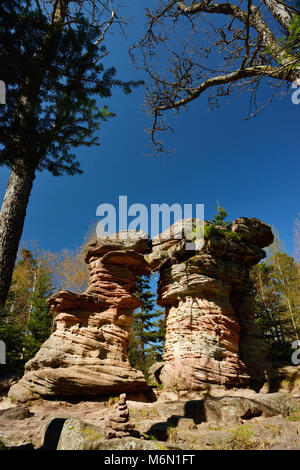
(9, 232, 150, 402)
(104, 393, 135, 438)
(150, 217, 274, 391)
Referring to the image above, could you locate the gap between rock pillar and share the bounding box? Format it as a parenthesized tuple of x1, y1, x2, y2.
(9, 232, 150, 402)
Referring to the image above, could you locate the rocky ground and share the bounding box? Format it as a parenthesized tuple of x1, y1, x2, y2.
(0, 385, 300, 450)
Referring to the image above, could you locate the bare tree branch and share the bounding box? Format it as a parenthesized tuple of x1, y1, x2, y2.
(132, 0, 300, 153)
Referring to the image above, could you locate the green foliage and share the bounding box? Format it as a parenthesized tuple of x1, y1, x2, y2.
(190, 205, 243, 243)
(264, 8, 300, 63)
(210, 206, 230, 228)
(202, 205, 242, 241)
(129, 275, 165, 378)
(224, 231, 242, 241)
(203, 225, 242, 240)
(203, 225, 223, 239)
(251, 238, 300, 361)
(0, 249, 54, 376)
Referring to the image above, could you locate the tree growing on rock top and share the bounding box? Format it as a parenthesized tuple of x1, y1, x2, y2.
(210, 205, 230, 228)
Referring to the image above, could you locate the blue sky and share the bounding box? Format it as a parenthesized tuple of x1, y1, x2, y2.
(0, 3, 299, 258)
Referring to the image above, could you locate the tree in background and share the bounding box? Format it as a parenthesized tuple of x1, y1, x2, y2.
(51, 248, 89, 293)
(49, 225, 97, 292)
(129, 275, 165, 379)
(0, 0, 142, 311)
(295, 214, 300, 263)
(0, 248, 54, 375)
(267, 234, 300, 342)
(131, 0, 300, 153)
(251, 262, 290, 360)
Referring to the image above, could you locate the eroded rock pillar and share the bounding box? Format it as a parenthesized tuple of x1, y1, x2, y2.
(148, 218, 274, 391)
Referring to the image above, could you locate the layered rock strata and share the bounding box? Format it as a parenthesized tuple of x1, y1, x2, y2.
(149, 217, 274, 391)
(8, 218, 274, 400)
(9, 232, 150, 402)
(104, 393, 135, 438)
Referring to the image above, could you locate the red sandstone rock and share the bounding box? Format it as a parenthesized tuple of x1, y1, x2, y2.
(9, 233, 150, 402)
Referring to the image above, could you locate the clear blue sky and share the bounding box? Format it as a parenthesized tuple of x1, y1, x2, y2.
(0, 3, 299, 257)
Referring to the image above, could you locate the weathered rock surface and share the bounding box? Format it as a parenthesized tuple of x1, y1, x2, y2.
(263, 364, 300, 397)
(0, 393, 299, 450)
(42, 416, 180, 450)
(104, 393, 135, 438)
(0, 406, 32, 421)
(155, 218, 274, 391)
(55, 417, 180, 450)
(163, 417, 300, 450)
(9, 233, 150, 402)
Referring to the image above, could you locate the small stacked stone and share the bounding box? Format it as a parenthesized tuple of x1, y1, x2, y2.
(105, 393, 135, 439)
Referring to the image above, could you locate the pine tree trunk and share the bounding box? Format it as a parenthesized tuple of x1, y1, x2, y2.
(0, 159, 37, 312)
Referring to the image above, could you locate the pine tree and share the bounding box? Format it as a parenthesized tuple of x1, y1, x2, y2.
(129, 275, 165, 378)
(23, 265, 54, 361)
(0, 1, 143, 311)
